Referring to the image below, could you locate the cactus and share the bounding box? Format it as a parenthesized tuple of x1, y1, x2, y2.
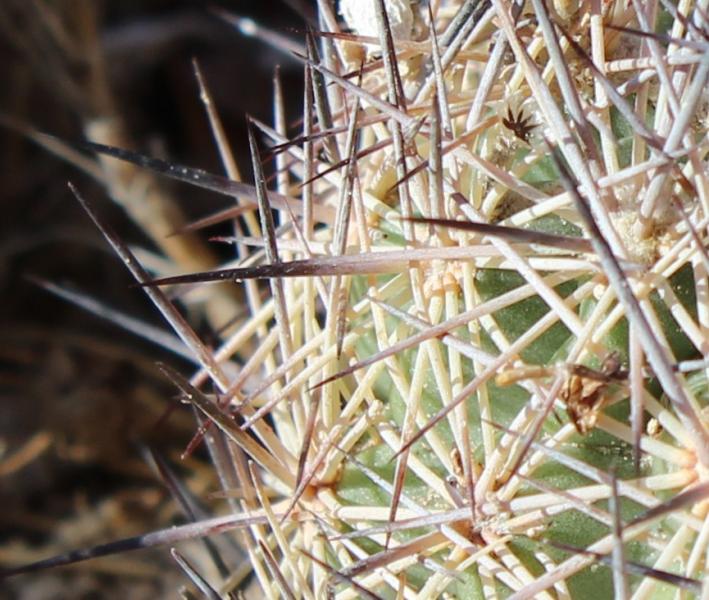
(5, 0, 709, 598)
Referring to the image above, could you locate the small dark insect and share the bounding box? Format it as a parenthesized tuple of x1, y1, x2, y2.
(502, 106, 536, 143)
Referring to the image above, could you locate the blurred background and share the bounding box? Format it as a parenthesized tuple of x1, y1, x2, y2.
(0, 1, 308, 597)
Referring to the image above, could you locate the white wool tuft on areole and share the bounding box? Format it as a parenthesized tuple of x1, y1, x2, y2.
(340, 0, 414, 41)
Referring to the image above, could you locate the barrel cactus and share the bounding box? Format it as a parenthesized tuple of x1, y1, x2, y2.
(7, 0, 709, 598)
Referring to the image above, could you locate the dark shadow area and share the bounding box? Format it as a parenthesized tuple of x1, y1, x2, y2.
(0, 1, 308, 596)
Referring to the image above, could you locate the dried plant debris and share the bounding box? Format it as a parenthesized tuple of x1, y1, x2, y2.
(5, 0, 709, 598)
(497, 353, 629, 435)
(501, 106, 536, 144)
